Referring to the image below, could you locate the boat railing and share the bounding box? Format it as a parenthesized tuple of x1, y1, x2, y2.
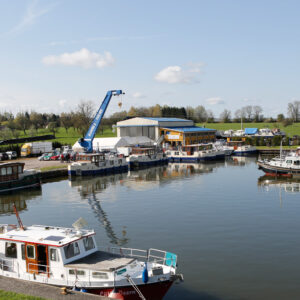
(28, 263, 50, 277)
(98, 246, 177, 269)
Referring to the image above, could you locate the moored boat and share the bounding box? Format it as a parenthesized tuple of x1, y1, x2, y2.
(166, 144, 217, 162)
(0, 162, 40, 193)
(68, 153, 128, 177)
(126, 147, 168, 169)
(257, 147, 300, 177)
(0, 221, 183, 299)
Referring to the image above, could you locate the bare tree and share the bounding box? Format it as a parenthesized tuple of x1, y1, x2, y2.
(287, 101, 300, 122)
(219, 109, 231, 123)
(74, 100, 95, 136)
(244, 106, 253, 121)
(194, 105, 207, 122)
(253, 106, 263, 122)
(185, 106, 195, 120)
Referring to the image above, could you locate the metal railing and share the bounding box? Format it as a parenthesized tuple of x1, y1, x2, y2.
(98, 246, 177, 269)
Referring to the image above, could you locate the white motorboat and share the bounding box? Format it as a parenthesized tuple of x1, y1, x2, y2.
(0, 220, 183, 299)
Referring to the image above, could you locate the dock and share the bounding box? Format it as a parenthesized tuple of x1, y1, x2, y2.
(0, 275, 109, 299)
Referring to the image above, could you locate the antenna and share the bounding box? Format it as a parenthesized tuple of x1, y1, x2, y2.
(13, 203, 24, 230)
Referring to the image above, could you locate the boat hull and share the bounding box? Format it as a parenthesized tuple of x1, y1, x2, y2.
(233, 150, 257, 156)
(68, 165, 128, 176)
(0, 173, 40, 193)
(80, 280, 173, 300)
(257, 161, 300, 177)
(128, 158, 168, 169)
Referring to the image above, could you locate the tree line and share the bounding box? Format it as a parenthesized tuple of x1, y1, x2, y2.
(0, 100, 299, 140)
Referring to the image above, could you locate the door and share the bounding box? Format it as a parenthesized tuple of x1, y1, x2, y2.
(37, 245, 49, 275)
(25, 243, 38, 274)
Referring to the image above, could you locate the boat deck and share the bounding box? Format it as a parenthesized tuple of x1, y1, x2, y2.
(65, 250, 135, 271)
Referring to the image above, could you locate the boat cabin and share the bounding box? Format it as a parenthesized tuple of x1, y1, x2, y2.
(77, 153, 105, 163)
(0, 162, 24, 183)
(0, 225, 97, 279)
(131, 147, 156, 156)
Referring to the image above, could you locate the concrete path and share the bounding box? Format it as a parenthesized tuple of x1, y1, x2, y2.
(0, 275, 109, 299)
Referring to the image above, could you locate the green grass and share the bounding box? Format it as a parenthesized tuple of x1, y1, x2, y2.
(198, 122, 300, 137)
(17, 126, 116, 146)
(39, 165, 68, 172)
(0, 290, 46, 300)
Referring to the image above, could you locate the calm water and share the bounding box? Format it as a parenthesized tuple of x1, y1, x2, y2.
(1, 157, 300, 300)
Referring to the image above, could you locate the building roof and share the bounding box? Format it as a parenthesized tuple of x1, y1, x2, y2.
(143, 117, 191, 122)
(162, 126, 216, 133)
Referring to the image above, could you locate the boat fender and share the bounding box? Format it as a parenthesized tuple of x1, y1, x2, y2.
(142, 262, 149, 283)
(80, 288, 87, 293)
(108, 288, 124, 299)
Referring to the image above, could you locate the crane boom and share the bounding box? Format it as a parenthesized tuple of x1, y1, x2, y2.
(78, 90, 124, 152)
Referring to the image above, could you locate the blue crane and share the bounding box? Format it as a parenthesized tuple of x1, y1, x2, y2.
(78, 90, 124, 152)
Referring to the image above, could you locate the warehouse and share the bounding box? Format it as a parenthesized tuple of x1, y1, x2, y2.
(116, 117, 216, 146)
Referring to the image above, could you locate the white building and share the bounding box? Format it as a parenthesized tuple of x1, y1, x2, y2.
(116, 117, 194, 141)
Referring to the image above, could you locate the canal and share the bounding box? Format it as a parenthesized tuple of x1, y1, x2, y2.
(1, 156, 300, 300)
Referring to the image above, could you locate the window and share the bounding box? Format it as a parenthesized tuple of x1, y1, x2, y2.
(83, 236, 95, 251)
(7, 167, 12, 175)
(21, 244, 25, 260)
(69, 269, 85, 276)
(50, 248, 59, 261)
(27, 245, 35, 259)
(92, 272, 108, 279)
(1, 168, 6, 176)
(5, 242, 17, 258)
(18, 166, 23, 173)
(64, 242, 80, 259)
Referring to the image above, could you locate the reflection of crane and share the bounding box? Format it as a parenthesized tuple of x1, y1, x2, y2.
(78, 90, 124, 152)
(87, 193, 129, 246)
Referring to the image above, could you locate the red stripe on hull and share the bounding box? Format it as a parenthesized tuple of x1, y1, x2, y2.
(87, 281, 173, 300)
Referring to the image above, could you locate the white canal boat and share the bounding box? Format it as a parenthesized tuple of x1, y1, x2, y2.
(0, 220, 182, 299)
(68, 153, 128, 177)
(126, 147, 168, 169)
(166, 144, 222, 162)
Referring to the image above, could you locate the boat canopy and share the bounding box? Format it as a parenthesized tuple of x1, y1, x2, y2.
(244, 128, 258, 135)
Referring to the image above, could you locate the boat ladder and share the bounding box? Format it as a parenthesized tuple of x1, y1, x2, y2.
(125, 275, 146, 300)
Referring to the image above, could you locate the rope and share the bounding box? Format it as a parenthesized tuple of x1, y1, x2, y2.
(125, 275, 146, 300)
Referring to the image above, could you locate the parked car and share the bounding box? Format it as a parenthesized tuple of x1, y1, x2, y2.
(6, 151, 17, 159)
(38, 152, 53, 161)
(50, 153, 61, 160)
(0, 152, 9, 161)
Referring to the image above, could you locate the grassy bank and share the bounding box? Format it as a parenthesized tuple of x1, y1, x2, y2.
(0, 290, 45, 300)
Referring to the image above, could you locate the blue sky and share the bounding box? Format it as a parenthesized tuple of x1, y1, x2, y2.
(0, 0, 299, 117)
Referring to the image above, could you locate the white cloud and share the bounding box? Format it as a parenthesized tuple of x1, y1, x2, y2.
(1, 0, 56, 37)
(154, 63, 203, 84)
(205, 97, 225, 105)
(58, 99, 67, 108)
(132, 92, 146, 99)
(42, 48, 115, 69)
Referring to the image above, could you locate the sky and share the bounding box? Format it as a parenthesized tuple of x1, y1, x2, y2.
(0, 0, 299, 118)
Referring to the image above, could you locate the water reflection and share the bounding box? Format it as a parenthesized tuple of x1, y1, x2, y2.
(258, 175, 300, 193)
(227, 155, 257, 166)
(0, 188, 41, 216)
(69, 175, 129, 246)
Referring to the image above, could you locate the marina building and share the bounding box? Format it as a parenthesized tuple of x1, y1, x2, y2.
(116, 117, 216, 146)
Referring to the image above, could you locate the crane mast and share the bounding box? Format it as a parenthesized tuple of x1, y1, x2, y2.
(78, 90, 124, 152)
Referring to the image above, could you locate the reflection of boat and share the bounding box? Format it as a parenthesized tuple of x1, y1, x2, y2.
(0, 221, 182, 299)
(0, 188, 42, 215)
(0, 162, 40, 193)
(227, 156, 256, 166)
(68, 153, 128, 177)
(258, 175, 300, 193)
(257, 147, 300, 177)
